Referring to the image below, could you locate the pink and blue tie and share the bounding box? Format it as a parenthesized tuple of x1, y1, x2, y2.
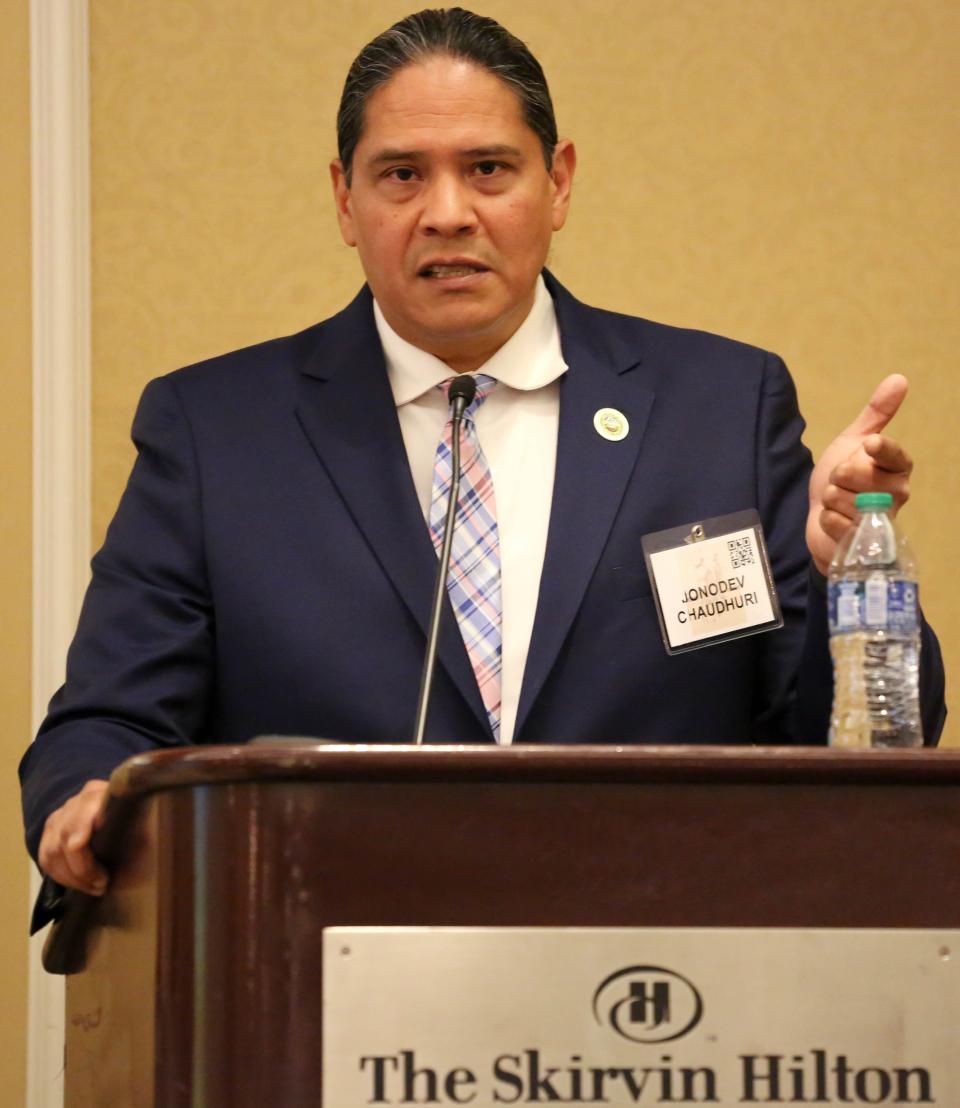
(429, 374, 502, 741)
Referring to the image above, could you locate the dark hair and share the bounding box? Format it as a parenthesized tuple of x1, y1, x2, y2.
(337, 8, 558, 184)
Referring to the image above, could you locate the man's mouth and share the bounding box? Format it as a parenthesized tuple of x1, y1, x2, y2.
(419, 263, 488, 279)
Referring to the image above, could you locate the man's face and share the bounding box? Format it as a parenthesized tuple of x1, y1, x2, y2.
(331, 57, 576, 372)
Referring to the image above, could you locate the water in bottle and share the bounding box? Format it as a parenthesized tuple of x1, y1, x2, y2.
(828, 491, 921, 748)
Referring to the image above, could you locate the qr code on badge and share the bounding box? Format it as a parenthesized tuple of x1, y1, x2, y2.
(727, 536, 755, 569)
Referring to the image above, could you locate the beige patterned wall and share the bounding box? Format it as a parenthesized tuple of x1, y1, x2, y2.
(91, 0, 959, 743)
(0, 0, 32, 1098)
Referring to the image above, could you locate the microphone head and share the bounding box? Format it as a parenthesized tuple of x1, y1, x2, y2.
(447, 374, 477, 408)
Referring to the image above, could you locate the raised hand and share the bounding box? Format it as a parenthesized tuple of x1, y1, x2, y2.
(806, 374, 913, 575)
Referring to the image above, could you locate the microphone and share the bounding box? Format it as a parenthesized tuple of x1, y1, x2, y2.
(412, 374, 477, 745)
(448, 372, 478, 413)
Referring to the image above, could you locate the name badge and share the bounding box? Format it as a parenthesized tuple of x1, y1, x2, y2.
(641, 509, 783, 654)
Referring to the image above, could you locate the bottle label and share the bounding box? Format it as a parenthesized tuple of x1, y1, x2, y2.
(828, 577, 919, 634)
(886, 579, 919, 634)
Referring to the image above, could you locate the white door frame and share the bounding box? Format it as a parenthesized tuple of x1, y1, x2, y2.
(28, 2, 91, 1105)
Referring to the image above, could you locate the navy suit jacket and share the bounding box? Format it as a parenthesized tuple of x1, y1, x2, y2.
(20, 273, 946, 861)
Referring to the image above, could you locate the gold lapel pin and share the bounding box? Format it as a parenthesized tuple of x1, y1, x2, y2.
(593, 407, 629, 442)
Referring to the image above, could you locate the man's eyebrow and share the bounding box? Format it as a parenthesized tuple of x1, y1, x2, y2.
(366, 144, 525, 165)
(368, 149, 422, 165)
(462, 145, 524, 158)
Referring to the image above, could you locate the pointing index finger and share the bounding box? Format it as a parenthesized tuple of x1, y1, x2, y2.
(863, 434, 913, 474)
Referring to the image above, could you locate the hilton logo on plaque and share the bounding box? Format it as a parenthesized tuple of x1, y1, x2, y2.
(592, 965, 704, 1043)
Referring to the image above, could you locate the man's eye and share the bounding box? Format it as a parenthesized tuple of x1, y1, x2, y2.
(387, 167, 417, 182)
(475, 161, 502, 176)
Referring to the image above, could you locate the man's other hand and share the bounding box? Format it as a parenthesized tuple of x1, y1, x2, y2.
(807, 374, 913, 576)
(38, 779, 110, 895)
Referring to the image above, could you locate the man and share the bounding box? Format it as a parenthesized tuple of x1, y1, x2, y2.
(21, 9, 945, 912)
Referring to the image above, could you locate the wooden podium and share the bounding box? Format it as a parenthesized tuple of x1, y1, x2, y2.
(46, 744, 960, 1106)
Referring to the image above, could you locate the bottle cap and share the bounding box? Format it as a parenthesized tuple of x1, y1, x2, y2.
(855, 492, 893, 511)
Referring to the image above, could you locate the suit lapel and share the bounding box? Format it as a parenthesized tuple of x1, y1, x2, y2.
(294, 288, 491, 737)
(514, 277, 656, 739)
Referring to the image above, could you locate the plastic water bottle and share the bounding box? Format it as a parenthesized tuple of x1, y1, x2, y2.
(828, 492, 921, 748)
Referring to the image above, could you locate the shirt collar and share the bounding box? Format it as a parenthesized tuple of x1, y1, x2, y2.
(375, 275, 568, 408)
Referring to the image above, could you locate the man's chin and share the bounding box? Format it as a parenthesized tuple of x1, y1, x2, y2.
(377, 281, 536, 364)
(413, 313, 516, 362)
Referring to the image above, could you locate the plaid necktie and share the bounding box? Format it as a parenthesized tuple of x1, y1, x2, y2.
(429, 374, 502, 741)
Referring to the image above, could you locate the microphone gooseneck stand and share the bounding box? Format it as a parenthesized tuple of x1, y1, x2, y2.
(412, 374, 478, 745)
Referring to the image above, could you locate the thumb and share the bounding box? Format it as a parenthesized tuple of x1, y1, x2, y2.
(843, 373, 908, 437)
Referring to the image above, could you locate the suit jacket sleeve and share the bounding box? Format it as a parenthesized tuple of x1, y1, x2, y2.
(19, 375, 214, 862)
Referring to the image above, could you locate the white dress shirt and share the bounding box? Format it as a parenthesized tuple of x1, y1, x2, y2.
(375, 276, 567, 744)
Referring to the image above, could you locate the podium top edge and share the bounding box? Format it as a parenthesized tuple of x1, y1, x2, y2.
(106, 743, 960, 798)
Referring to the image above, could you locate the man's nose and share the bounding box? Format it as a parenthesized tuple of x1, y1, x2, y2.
(419, 175, 478, 236)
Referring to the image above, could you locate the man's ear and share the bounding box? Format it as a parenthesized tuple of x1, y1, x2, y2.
(330, 159, 357, 247)
(549, 139, 577, 232)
